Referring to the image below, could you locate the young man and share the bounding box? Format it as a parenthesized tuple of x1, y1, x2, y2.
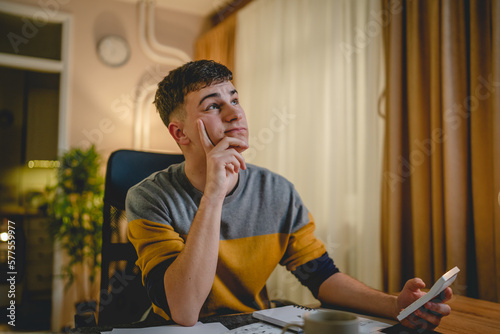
(126, 60, 452, 329)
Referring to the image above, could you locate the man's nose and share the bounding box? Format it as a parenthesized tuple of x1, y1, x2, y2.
(223, 104, 243, 122)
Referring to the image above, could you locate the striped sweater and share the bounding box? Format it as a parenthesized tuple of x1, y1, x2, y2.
(126, 162, 327, 320)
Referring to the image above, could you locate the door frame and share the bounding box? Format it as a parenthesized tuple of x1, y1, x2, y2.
(0, 1, 72, 154)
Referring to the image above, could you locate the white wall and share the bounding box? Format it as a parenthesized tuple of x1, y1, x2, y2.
(5, 0, 209, 160)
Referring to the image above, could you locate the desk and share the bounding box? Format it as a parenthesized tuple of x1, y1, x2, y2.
(437, 295, 500, 333)
(71, 295, 500, 334)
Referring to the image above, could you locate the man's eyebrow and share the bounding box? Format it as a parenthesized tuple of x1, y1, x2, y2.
(198, 89, 238, 106)
(198, 92, 220, 106)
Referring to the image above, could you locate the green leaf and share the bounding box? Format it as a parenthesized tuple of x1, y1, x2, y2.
(43, 145, 104, 291)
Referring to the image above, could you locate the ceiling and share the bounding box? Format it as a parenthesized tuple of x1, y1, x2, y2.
(115, 0, 234, 17)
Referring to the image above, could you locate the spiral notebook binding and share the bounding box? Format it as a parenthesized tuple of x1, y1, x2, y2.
(292, 305, 314, 311)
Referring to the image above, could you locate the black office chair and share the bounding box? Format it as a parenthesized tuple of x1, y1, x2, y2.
(96, 149, 184, 327)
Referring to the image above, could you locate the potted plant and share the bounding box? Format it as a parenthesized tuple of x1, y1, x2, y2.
(44, 145, 104, 325)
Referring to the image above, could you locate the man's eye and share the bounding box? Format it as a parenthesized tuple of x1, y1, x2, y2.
(231, 99, 239, 105)
(206, 104, 220, 110)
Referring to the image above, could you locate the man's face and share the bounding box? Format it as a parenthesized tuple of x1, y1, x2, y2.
(182, 80, 249, 153)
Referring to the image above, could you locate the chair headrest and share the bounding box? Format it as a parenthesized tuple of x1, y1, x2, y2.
(104, 149, 184, 210)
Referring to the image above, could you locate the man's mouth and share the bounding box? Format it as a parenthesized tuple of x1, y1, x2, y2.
(225, 127, 247, 134)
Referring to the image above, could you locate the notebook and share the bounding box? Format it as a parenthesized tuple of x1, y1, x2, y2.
(253, 305, 312, 328)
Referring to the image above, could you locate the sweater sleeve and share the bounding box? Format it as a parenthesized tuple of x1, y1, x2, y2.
(291, 252, 340, 298)
(126, 181, 186, 284)
(280, 213, 327, 271)
(144, 260, 171, 316)
(127, 219, 184, 285)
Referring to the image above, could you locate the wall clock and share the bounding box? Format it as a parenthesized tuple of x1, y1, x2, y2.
(97, 35, 130, 67)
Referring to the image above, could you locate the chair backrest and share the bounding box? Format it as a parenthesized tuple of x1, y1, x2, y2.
(97, 149, 184, 327)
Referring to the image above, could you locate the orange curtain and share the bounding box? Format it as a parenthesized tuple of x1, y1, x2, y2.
(194, 14, 237, 74)
(381, 0, 500, 302)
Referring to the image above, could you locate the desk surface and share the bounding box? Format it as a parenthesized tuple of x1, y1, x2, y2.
(71, 295, 500, 334)
(437, 294, 500, 334)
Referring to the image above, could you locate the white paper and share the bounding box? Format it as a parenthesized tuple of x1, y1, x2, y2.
(222, 322, 294, 334)
(109, 322, 228, 334)
(358, 316, 391, 334)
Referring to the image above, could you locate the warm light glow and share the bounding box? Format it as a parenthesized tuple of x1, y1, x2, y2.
(0, 232, 8, 242)
(27, 160, 60, 168)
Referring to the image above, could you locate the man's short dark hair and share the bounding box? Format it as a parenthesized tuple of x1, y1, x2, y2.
(154, 60, 233, 126)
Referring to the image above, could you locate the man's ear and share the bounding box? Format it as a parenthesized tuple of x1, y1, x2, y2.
(168, 121, 190, 146)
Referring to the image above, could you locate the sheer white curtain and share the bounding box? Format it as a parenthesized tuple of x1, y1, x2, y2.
(235, 0, 386, 305)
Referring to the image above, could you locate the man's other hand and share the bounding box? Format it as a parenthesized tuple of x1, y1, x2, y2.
(397, 278, 453, 331)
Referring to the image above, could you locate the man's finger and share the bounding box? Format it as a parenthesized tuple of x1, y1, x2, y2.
(430, 287, 453, 303)
(198, 119, 215, 152)
(230, 148, 247, 171)
(402, 315, 436, 331)
(405, 278, 426, 292)
(424, 300, 451, 317)
(218, 136, 249, 153)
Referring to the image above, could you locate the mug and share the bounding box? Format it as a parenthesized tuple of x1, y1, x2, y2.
(281, 309, 359, 334)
